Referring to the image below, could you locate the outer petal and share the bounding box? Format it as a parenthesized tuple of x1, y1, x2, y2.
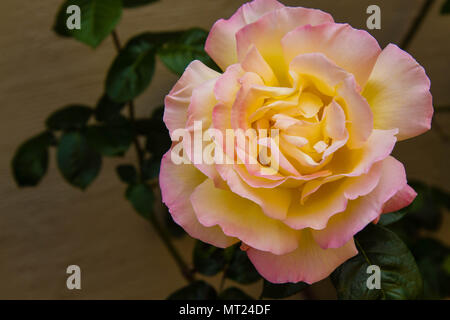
(247, 230, 358, 284)
(282, 23, 381, 87)
(236, 6, 334, 84)
(382, 184, 417, 214)
(164, 61, 220, 135)
(159, 152, 237, 248)
(362, 44, 433, 141)
(312, 156, 407, 249)
(183, 79, 222, 182)
(190, 178, 300, 255)
(205, 0, 285, 70)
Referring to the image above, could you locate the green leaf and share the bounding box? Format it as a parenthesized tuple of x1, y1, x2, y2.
(193, 241, 227, 276)
(57, 132, 102, 190)
(46, 105, 93, 131)
(134, 119, 155, 136)
(226, 244, 261, 284)
(55, 0, 122, 48)
(12, 131, 54, 187)
(123, 0, 158, 8)
(331, 224, 422, 300)
(430, 186, 450, 211)
(407, 181, 442, 231)
(444, 255, 450, 275)
(158, 28, 220, 76)
(142, 158, 160, 181)
(411, 238, 450, 299)
(144, 106, 171, 160)
(441, 0, 450, 14)
(116, 164, 137, 184)
(95, 94, 126, 122)
(125, 183, 154, 218)
(167, 281, 217, 300)
(145, 129, 171, 160)
(378, 209, 408, 226)
(219, 287, 254, 300)
(86, 116, 133, 156)
(261, 280, 309, 299)
(164, 208, 185, 238)
(53, 1, 73, 37)
(105, 33, 159, 103)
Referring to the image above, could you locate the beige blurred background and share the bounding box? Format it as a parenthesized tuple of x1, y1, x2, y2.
(0, 0, 449, 299)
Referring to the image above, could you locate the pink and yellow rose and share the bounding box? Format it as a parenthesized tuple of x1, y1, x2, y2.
(160, 0, 433, 284)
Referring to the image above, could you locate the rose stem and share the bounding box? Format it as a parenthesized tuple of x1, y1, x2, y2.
(111, 29, 195, 283)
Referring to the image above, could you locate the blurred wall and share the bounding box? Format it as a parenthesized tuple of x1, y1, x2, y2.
(0, 0, 449, 299)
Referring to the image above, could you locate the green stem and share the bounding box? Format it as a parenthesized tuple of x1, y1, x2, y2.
(398, 1, 449, 143)
(127, 100, 145, 176)
(111, 30, 195, 283)
(400, 0, 435, 50)
(148, 208, 195, 283)
(218, 264, 229, 293)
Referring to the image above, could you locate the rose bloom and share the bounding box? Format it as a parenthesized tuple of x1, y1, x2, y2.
(160, 0, 433, 284)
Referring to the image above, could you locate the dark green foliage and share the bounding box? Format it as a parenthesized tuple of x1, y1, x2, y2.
(86, 116, 133, 156)
(193, 241, 227, 276)
(164, 209, 185, 238)
(95, 94, 126, 122)
(225, 244, 261, 284)
(261, 280, 309, 299)
(167, 281, 217, 300)
(46, 105, 93, 131)
(144, 106, 171, 160)
(123, 0, 158, 8)
(411, 238, 450, 299)
(53, 1, 73, 37)
(378, 209, 409, 226)
(116, 164, 137, 184)
(105, 32, 180, 103)
(12, 131, 55, 187)
(125, 183, 154, 219)
(331, 224, 422, 300)
(405, 180, 443, 231)
(142, 158, 160, 181)
(54, 0, 123, 47)
(57, 131, 102, 190)
(158, 28, 220, 75)
(441, 0, 450, 14)
(219, 287, 254, 300)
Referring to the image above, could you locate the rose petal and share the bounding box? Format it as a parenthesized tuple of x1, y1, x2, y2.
(216, 164, 292, 220)
(282, 23, 381, 87)
(164, 60, 220, 135)
(289, 53, 349, 96)
(337, 76, 373, 149)
(362, 44, 433, 141)
(236, 6, 334, 84)
(285, 160, 382, 230)
(324, 100, 347, 140)
(241, 45, 278, 86)
(190, 178, 300, 255)
(205, 0, 285, 70)
(247, 229, 357, 284)
(159, 152, 237, 248)
(312, 156, 407, 249)
(382, 184, 417, 214)
(300, 128, 397, 201)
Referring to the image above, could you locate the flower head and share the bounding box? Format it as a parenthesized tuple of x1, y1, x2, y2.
(160, 0, 432, 284)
